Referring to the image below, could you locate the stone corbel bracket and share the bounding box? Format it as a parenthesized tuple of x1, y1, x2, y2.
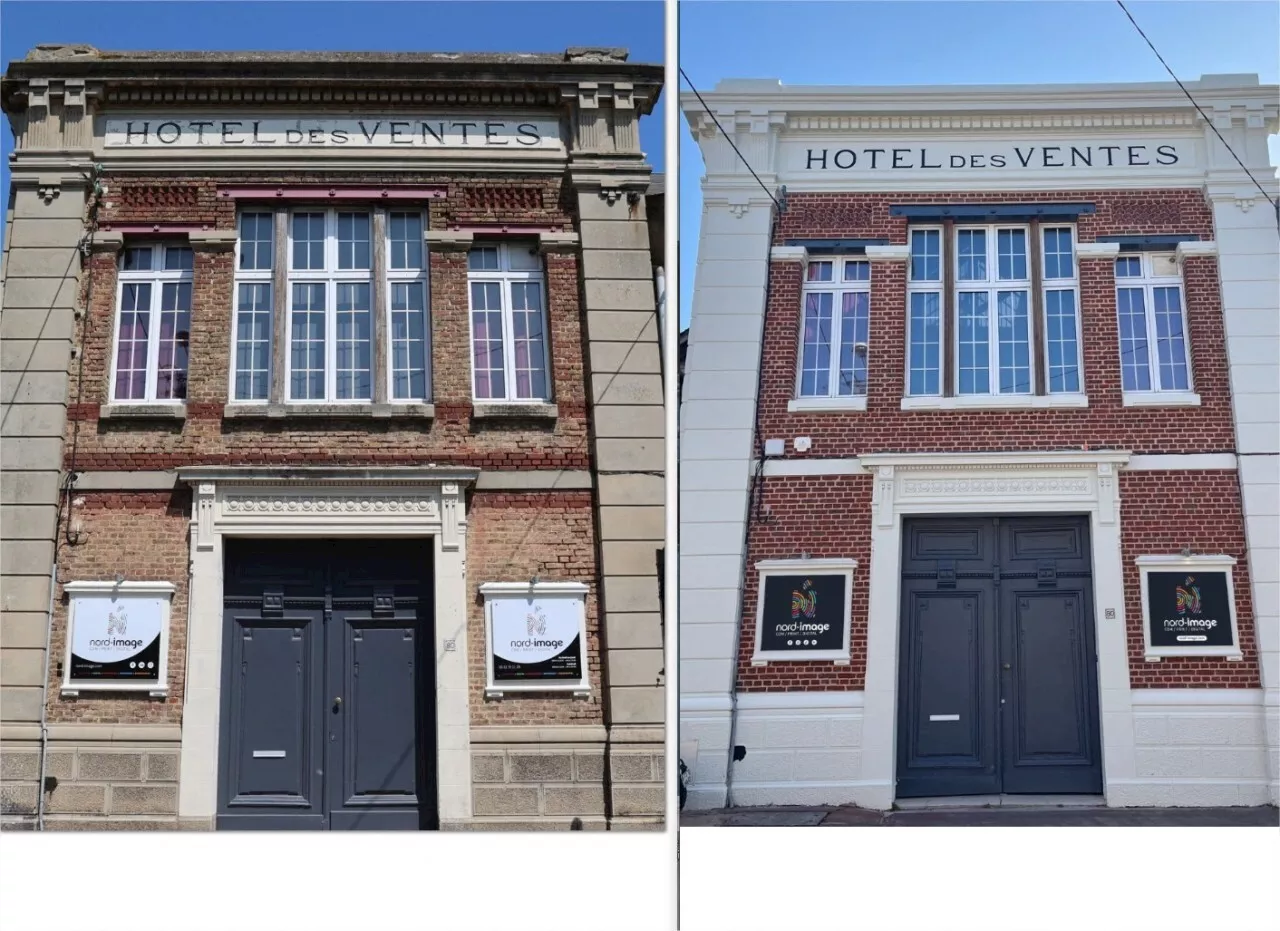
(189, 230, 238, 253)
(425, 229, 476, 251)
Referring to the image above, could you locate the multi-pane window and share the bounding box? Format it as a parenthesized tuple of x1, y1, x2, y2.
(467, 242, 550, 402)
(1115, 252, 1191, 393)
(797, 258, 871, 398)
(906, 224, 1082, 398)
(111, 243, 193, 403)
(230, 208, 430, 403)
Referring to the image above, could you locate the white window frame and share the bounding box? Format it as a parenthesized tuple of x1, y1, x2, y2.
(466, 241, 551, 403)
(229, 210, 275, 404)
(791, 257, 871, 412)
(480, 581, 590, 698)
(952, 223, 1034, 398)
(1136, 554, 1241, 661)
(108, 242, 193, 405)
(1115, 251, 1198, 406)
(750, 558, 856, 665)
(1039, 225, 1086, 397)
(905, 226, 945, 398)
(385, 210, 432, 402)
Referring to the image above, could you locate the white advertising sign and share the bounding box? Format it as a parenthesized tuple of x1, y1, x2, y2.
(64, 582, 174, 694)
(104, 115, 564, 151)
(481, 581, 589, 695)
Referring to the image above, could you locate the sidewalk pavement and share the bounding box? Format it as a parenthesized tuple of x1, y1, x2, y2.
(680, 804, 1280, 827)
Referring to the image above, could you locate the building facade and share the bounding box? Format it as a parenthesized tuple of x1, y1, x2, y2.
(680, 75, 1278, 810)
(0, 45, 665, 830)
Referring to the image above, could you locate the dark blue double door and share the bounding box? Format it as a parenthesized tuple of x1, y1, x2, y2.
(896, 516, 1103, 798)
(217, 538, 437, 830)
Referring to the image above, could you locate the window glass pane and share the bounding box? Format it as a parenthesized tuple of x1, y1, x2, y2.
(335, 282, 372, 399)
(799, 293, 833, 397)
(391, 281, 428, 400)
(996, 229, 1027, 281)
(289, 283, 326, 399)
(995, 290, 1030, 394)
(1152, 286, 1189, 390)
(239, 212, 274, 271)
(234, 283, 272, 401)
(806, 261, 833, 283)
(1150, 253, 1179, 278)
(910, 230, 940, 282)
(1043, 228, 1075, 280)
(1115, 256, 1142, 278)
(1044, 289, 1080, 393)
(336, 212, 371, 271)
(509, 281, 548, 399)
(155, 282, 192, 400)
(506, 243, 541, 272)
(957, 230, 987, 281)
(114, 283, 152, 400)
(1117, 287, 1152, 391)
(468, 246, 500, 271)
(470, 281, 505, 398)
(389, 212, 424, 270)
(838, 291, 869, 397)
(907, 291, 940, 395)
(122, 247, 153, 272)
(292, 213, 326, 270)
(843, 260, 870, 282)
(956, 291, 990, 394)
(163, 246, 194, 272)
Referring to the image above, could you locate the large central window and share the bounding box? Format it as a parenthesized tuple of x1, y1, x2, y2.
(467, 242, 550, 402)
(231, 207, 430, 404)
(907, 223, 1081, 399)
(796, 257, 870, 400)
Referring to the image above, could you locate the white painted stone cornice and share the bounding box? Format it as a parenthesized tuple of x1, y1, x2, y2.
(1176, 240, 1218, 264)
(858, 450, 1132, 471)
(864, 244, 910, 263)
(769, 245, 807, 262)
(1076, 242, 1122, 259)
(785, 112, 1199, 131)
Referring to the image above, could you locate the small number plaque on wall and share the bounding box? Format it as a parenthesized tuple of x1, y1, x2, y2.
(62, 581, 175, 697)
(751, 559, 856, 665)
(1137, 555, 1241, 661)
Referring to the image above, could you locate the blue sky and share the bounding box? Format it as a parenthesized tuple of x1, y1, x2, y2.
(0, 0, 665, 240)
(678, 0, 1280, 327)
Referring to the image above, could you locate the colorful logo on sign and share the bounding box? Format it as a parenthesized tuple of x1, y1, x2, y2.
(792, 580, 818, 619)
(1175, 577, 1202, 616)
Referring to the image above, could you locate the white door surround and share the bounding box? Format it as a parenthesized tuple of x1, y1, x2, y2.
(174, 466, 478, 827)
(858, 450, 1135, 810)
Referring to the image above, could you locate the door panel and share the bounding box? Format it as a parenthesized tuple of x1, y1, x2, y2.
(897, 516, 1102, 799)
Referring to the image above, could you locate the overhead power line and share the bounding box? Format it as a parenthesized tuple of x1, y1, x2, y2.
(1115, 0, 1279, 218)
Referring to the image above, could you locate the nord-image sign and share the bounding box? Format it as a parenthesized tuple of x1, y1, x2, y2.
(1145, 570, 1235, 649)
(103, 116, 564, 150)
(67, 590, 167, 686)
(490, 596, 584, 683)
(759, 574, 847, 653)
(793, 140, 1190, 173)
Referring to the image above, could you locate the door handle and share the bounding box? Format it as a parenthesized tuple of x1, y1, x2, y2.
(1002, 663, 1011, 670)
(333, 696, 343, 709)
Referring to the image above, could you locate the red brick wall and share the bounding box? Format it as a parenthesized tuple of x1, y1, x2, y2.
(47, 491, 191, 723)
(67, 173, 589, 472)
(735, 470, 1260, 691)
(758, 189, 1235, 457)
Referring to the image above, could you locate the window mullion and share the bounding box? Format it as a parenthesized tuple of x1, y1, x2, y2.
(372, 208, 388, 405)
(146, 273, 163, 401)
(1146, 282, 1162, 392)
(829, 289, 843, 397)
(503, 276, 518, 398)
(271, 208, 288, 404)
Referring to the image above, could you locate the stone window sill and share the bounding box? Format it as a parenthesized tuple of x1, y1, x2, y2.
(99, 403, 187, 420)
(787, 396, 868, 413)
(471, 402, 558, 421)
(222, 403, 435, 420)
(1122, 391, 1201, 408)
(901, 394, 1089, 411)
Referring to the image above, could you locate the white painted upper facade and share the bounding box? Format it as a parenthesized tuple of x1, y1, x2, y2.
(679, 75, 1280, 808)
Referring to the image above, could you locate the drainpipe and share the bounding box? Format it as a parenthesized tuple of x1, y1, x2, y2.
(655, 265, 666, 363)
(34, 550, 60, 830)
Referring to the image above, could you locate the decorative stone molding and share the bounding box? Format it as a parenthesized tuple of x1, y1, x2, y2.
(88, 231, 125, 253)
(193, 482, 216, 551)
(864, 244, 911, 263)
(786, 111, 1198, 131)
(537, 231, 579, 255)
(1076, 241, 1122, 259)
(188, 230, 238, 252)
(728, 202, 750, 219)
(1176, 240, 1219, 264)
(769, 245, 807, 262)
(600, 187, 624, 205)
(425, 229, 475, 250)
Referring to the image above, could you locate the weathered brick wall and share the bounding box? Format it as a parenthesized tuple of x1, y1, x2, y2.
(46, 491, 191, 723)
(735, 470, 1261, 691)
(466, 490, 604, 726)
(1119, 470, 1260, 688)
(66, 173, 590, 471)
(758, 189, 1235, 457)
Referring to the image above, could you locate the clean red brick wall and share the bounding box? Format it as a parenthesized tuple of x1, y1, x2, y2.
(47, 492, 190, 723)
(735, 470, 1259, 691)
(67, 173, 589, 472)
(1120, 470, 1259, 687)
(758, 189, 1235, 457)
(466, 490, 604, 725)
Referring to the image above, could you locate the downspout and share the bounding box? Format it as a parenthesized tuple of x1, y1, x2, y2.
(723, 186, 785, 809)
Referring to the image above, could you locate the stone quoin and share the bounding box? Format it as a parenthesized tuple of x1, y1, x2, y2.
(0, 46, 666, 831)
(680, 74, 1278, 811)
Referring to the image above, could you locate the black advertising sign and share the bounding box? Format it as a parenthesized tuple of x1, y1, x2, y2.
(1145, 571, 1235, 649)
(759, 574, 847, 653)
(491, 597, 584, 683)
